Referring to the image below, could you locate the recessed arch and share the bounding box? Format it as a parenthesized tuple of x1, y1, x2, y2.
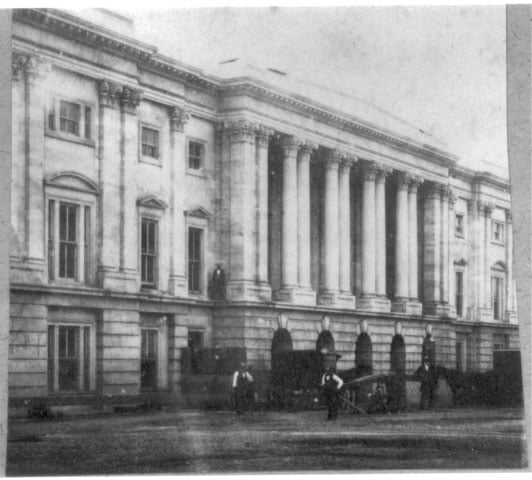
(355, 332, 373, 376)
(491, 260, 507, 272)
(316, 330, 335, 353)
(390, 334, 406, 373)
(45, 171, 101, 195)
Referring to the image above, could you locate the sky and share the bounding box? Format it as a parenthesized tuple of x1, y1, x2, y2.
(121, 6, 508, 177)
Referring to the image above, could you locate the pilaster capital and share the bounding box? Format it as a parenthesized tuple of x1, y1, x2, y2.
(359, 160, 380, 181)
(119, 86, 142, 114)
(255, 124, 275, 148)
(169, 106, 190, 132)
(225, 119, 257, 144)
(298, 140, 319, 156)
(478, 200, 495, 217)
(439, 184, 453, 202)
(424, 181, 443, 200)
(98, 80, 122, 108)
(12, 53, 48, 81)
(506, 209, 513, 223)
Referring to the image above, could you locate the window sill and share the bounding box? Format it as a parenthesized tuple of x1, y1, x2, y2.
(186, 168, 207, 179)
(454, 233, 465, 239)
(491, 240, 505, 246)
(139, 156, 163, 167)
(45, 129, 95, 148)
(49, 278, 90, 287)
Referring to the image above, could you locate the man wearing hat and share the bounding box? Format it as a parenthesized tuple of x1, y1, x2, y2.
(416, 357, 437, 410)
(232, 362, 254, 415)
(321, 366, 344, 420)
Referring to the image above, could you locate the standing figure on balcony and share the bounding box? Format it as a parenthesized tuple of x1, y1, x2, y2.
(211, 263, 226, 300)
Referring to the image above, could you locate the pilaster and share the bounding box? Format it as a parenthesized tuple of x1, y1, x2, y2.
(168, 106, 190, 297)
(423, 182, 442, 315)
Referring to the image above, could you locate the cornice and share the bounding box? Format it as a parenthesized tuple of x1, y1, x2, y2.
(451, 165, 510, 192)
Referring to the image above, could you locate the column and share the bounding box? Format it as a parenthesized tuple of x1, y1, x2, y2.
(408, 176, 423, 301)
(318, 150, 341, 304)
(357, 161, 390, 312)
(394, 173, 410, 299)
(225, 120, 259, 301)
(168, 106, 190, 297)
(255, 125, 274, 300)
(423, 182, 442, 315)
(439, 185, 451, 316)
(483, 202, 494, 310)
(297, 141, 316, 290)
(447, 190, 457, 316)
(375, 166, 391, 296)
(505, 210, 517, 319)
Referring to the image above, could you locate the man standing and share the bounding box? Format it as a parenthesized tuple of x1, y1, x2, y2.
(416, 358, 437, 410)
(211, 264, 226, 300)
(321, 366, 344, 420)
(232, 362, 253, 415)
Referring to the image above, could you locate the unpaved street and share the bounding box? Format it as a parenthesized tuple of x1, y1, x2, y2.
(7, 407, 526, 475)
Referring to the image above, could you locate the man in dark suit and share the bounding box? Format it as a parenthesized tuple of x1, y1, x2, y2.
(211, 263, 226, 300)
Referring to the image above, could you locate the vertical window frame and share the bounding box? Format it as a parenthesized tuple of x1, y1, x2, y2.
(140, 217, 158, 289)
(188, 226, 203, 293)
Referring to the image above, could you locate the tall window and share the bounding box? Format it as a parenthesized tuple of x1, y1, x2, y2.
(188, 140, 204, 170)
(48, 200, 91, 283)
(141, 218, 158, 288)
(491, 276, 504, 320)
(141, 329, 158, 390)
(48, 325, 91, 392)
(59, 100, 81, 136)
(455, 213, 464, 237)
(141, 127, 159, 158)
(188, 227, 203, 292)
(492, 221, 505, 244)
(455, 271, 464, 317)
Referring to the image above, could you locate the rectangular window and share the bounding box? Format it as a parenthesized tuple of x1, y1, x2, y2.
(455, 271, 464, 317)
(141, 127, 159, 158)
(455, 214, 464, 237)
(141, 218, 158, 288)
(188, 141, 204, 170)
(492, 221, 504, 244)
(59, 203, 78, 279)
(59, 100, 81, 136)
(141, 329, 158, 390)
(48, 325, 91, 393)
(188, 227, 203, 292)
(492, 276, 504, 320)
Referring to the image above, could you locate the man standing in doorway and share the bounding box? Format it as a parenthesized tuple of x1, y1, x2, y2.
(321, 366, 344, 420)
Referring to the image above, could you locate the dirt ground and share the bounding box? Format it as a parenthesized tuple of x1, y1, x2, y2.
(6, 406, 527, 475)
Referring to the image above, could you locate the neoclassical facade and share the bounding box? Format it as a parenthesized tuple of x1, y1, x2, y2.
(9, 9, 519, 409)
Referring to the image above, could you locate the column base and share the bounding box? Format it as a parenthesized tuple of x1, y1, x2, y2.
(317, 290, 356, 308)
(391, 298, 423, 315)
(100, 267, 138, 292)
(275, 286, 316, 306)
(226, 280, 271, 302)
(356, 295, 391, 312)
(168, 275, 188, 298)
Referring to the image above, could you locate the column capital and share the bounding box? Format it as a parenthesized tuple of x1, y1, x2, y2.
(225, 119, 257, 144)
(439, 184, 454, 202)
(99, 80, 120, 108)
(324, 149, 345, 170)
(408, 175, 424, 191)
(396, 171, 414, 188)
(298, 140, 319, 156)
(376, 164, 393, 180)
(478, 200, 495, 216)
(255, 124, 275, 148)
(424, 181, 444, 200)
(169, 106, 190, 132)
(359, 160, 380, 181)
(12, 53, 49, 81)
(279, 135, 302, 158)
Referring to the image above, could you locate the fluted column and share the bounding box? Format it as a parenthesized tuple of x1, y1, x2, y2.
(255, 125, 274, 300)
(423, 182, 442, 315)
(280, 136, 299, 289)
(297, 141, 316, 289)
(408, 176, 423, 300)
(168, 106, 190, 297)
(339, 156, 354, 293)
(322, 150, 340, 293)
(375, 166, 392, 296)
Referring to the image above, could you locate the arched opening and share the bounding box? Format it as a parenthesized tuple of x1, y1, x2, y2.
(355, 333, 373, 376)
(270, 328, 294, 408)
(316, 330, 335, 354)
(390, 334, 406, 373)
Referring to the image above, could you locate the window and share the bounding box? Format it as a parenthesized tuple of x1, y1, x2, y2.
(141, 127, 160, 158)
(455, 214, 464, 237)
(455, 271, 464, 317)
(47, 99, 92, 142)
(141, 218, 158, 288)
(491, 276, 504, 320)
(188, 140, 205, 170)
(48, 200, 91, 283)
(188, 227, 203, 292)
(140, 329, 158, 390)
(492, 221, 505, 244)
(48, 325, 91, 392)
(492, 333, 509, 351)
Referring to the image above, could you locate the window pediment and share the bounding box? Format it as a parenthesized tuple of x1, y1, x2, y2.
(185, 206, 212, 219)
(45, 172, 100, 195)
(454, 258, 468, 267)
(137, 195, 168, 210)
(491, 261, 507, 272)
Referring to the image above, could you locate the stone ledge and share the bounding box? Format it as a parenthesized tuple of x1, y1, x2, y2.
(357, 295, 391, 312)
(317, 290, 356, 309)
(275, 287, 316, 305)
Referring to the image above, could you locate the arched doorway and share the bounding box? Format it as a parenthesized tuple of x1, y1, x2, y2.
(316, 330, 335, 354)
(390, 334, 406, 373)
(355, 333, 373, 376)
(270, 328, 293, 407)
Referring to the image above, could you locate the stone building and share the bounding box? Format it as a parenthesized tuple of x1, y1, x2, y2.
(9, 9, 519, 409)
